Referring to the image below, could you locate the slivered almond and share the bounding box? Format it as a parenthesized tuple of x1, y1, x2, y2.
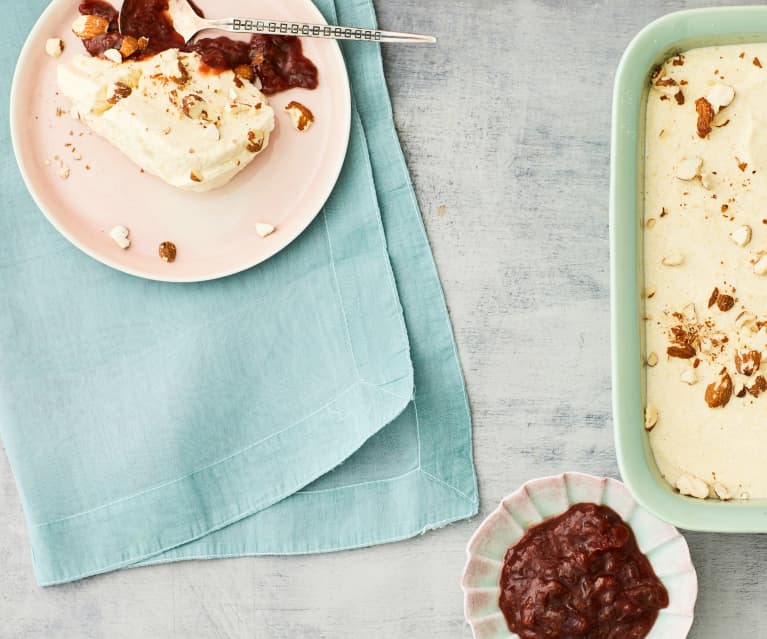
(695, 97, 715, 138)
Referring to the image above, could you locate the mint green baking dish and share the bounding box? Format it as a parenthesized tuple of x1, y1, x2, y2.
(611, 7, 767, 532)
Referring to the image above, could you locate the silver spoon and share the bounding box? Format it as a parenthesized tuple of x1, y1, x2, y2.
(161, 0, 436, 44)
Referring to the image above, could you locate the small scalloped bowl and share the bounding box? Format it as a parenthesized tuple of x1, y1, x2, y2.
(462, 473, 697, 639)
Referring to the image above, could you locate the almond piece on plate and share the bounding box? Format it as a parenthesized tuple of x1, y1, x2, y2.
(255, 223, 275, 238)
(72, 14, 109, 39)
(285, 101, 315, 132)
(45, 38, 64, 58)
(182, 94, 207, 119)
(120, 35, 140, 59)
(103, 48, 123, 64)
(109, 225, 131, 249)
(158, 242, 177, 263)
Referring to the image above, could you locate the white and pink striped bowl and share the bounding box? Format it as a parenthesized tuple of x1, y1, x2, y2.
(462, 472, 697, 639)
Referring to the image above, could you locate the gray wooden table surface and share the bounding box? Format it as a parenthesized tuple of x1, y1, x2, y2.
(3, 0, 766, 637)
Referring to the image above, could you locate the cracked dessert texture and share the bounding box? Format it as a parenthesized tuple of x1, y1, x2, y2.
(57, 48, 275, 192)
(644, 45, 767, 501)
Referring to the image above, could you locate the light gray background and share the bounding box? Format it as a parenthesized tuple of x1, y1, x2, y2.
(2, 0, 764, 637)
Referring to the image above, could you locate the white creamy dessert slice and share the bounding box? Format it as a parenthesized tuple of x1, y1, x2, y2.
(57, 49, 275, 192)
(644, 44, 767, 501)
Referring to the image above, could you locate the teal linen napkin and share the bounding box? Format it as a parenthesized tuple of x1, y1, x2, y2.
(0, 0, 478, 586)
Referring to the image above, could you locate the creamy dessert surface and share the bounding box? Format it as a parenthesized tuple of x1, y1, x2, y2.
(58, 49, 275, 192)
(644, 44, 767, 501)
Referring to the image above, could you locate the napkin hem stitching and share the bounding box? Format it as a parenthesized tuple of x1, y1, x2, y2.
(34, 467, 479, 585)
(298, 467, 419, 495)
(29, 379, 365, 529)
(322, 210, 361, 379)
(353, 26, 477, 508)
(129, 514, 477, 564)
(360, 380, 410, 402)
(35, 508, 476, 587)
(420, 469, 476, 505)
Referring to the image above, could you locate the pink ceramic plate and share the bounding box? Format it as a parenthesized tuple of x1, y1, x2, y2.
(10, 0, 351, 282)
